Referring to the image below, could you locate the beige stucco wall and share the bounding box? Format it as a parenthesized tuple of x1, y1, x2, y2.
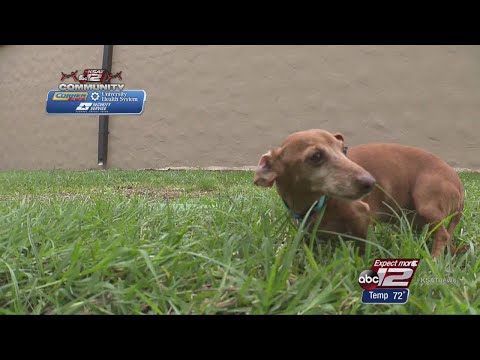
(0, 45, 102, 169)
(1, 45, 480, 170)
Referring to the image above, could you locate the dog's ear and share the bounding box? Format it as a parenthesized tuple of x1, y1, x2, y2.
(333, 133, 344, 142)
(333, 133, 348, 155)
(254, 149, 280, 187)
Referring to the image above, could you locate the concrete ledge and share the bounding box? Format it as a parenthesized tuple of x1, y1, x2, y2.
(142, 166, 257, 171)
(140, 166, 480, 173)
(454, 168, 480, 173)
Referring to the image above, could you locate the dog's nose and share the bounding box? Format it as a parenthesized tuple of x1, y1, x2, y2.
(357, 174, 376, 193)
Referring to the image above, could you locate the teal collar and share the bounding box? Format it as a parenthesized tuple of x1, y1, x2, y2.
(282, 195, 328, 221)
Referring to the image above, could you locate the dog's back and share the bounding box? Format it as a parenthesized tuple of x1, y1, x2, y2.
(348, 143, 464, 224)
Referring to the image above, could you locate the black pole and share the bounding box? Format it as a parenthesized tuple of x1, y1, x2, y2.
(98, 45, 114, 169)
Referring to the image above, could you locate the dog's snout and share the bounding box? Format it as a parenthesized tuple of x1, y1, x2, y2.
(357, 174, 376, 193)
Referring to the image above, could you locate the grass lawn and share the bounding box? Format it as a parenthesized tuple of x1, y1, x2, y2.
(0, 169, 478, 315)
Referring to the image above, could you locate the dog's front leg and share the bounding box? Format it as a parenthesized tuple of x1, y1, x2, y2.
(348, 200, 372, 256)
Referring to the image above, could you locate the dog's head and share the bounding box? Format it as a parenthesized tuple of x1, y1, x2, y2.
(254, 129, 376, 200)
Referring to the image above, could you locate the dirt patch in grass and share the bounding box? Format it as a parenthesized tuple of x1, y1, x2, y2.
(116, 186, 213, 200)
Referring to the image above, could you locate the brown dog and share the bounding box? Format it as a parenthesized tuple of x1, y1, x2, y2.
(254, 129, 464, 257)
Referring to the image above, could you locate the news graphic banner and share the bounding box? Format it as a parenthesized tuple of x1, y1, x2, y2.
(45, 69, 147, 115)
(358, 258, 420, 304)
(46, 90, 146, 115)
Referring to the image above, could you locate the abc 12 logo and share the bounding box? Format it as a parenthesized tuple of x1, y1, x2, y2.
(78, 69, 107, 83)
(358, 259, 420, 291)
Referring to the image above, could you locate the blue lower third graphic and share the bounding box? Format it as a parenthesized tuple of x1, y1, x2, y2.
(46, 90, 147, 115)
(362, 289, 409, 304)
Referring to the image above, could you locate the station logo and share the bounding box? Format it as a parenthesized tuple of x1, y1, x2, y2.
(46, 68, 146, 115)
(358, 259, 420, 304)
(59, 69, 124, 90)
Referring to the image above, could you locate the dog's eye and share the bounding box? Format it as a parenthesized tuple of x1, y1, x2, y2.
(309, 151, 324, 164)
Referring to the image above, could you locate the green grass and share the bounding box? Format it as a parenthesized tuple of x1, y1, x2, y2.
(0, 169, 478, 315)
